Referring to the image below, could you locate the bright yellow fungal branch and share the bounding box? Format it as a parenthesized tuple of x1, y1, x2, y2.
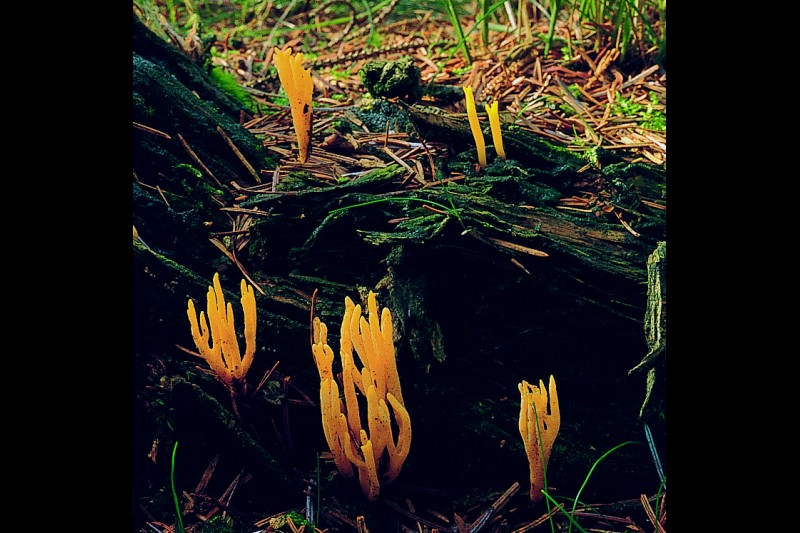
(273, 47, 313, 164)
(187, 273, 257, 396)
(311, 291, 411, 501)
(485, 100, 506, 159)
(518, 375, 560, 504)
(463, 86, 487, 168)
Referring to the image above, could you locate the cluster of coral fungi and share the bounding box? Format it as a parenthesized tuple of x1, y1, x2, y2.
(311, 291, 412, 501)
(186, 273, 559, 503)
(186, 272, 256, 396)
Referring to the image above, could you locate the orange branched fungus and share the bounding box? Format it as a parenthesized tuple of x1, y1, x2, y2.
(463, 86, 487, 168)
(187, 272, 256, 396)
(312, 291, 411, 501)
(518, 375, 561, 503)
(485, 100, 506, 159)
(273, 47, 313, 164)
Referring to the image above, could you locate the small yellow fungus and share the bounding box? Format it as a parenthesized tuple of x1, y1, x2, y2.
(463, 86, 487, 168)
(485, 100, 506, 159)
(518, 375, 560, 503)
(187, 272, 257, 396)
(273, 47, 313, 164)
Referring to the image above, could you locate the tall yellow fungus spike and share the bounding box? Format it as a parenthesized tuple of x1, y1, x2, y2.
(187, 272, 257, 395)
(463, 86, 487, 168)
(273, 47, 313, 164)
(311, 291, 411, 501)
(518, 375, 561, 504)
(485, 100, 506, 159)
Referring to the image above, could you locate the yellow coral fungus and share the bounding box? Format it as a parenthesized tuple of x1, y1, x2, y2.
(463, 86, 487, 168)
(518, 375, 560, 503)
(485, 100, 506, 159)
(311, 291, 411, 501)
(187, 272, 256, 396)
(273, 47, 313, 164)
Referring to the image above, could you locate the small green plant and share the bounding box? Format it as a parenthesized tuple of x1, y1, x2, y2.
(543, 0, 563, 57)
(564, 441, 638, 532)
(452, 64, 473, 77)
(436, 0, 509, 74)
(549, 440, 641, 532)
(170, 441, 185, 533)
(574, 0, 665, 62)
(327, 65, 354, 81)
(272, 92, 290, 108)
(642, 92, 666, 130)
(612, 91, 666, 131)
(442, 0, 471, 64)
(202, 515, 236, 533)
(479, 0, 490, 46)
(580, 145, 600, 168)
(329, 196, 465, 229)
(208, 66, 256, 113)
(175, 163, 202, 180)
(287, 510, 313, 528)
(612, 93, 645, 115)
(367, 30, 383, 49)
(535, 438, 662, 532)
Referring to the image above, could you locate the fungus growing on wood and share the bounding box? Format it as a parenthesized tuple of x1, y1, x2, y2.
(187, 272, 256, 396)
(518, 375, 560, 503)
(273, 47, 313, 163)
(311, 291, 411, 501)
(463, 86, 487, 168)
(485, 100, 506, 159)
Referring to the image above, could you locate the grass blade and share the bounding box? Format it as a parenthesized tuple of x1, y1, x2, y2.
(568, 440, 638, 533)
(170, 441, 185, 533)
(443, 0, 472, 65)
